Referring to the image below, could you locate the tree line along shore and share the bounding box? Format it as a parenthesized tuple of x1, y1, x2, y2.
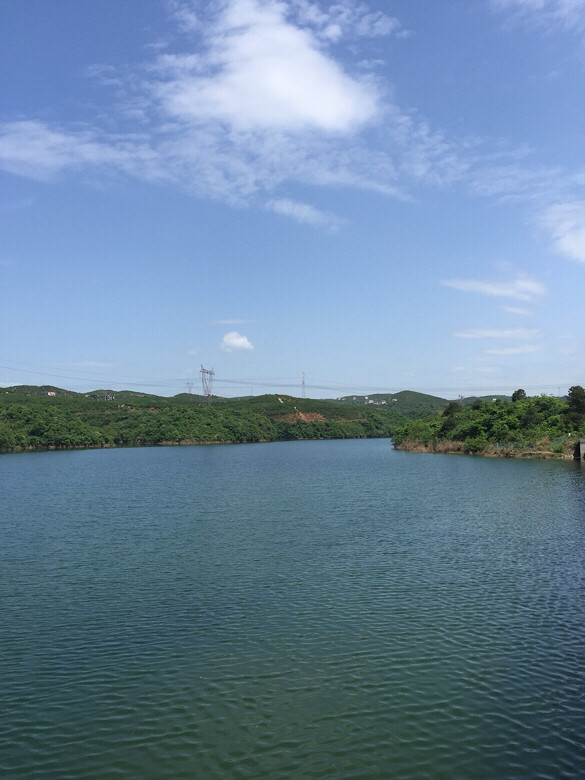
(392, 387, 585, 459)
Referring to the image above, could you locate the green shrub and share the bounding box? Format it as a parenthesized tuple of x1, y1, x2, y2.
(464, 435, 488, 454)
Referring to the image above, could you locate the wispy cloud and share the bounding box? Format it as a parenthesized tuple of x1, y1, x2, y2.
(442, 273, 545, 301)
(267, 198, 343, 229)
(0, 1, 406, 203)
(291, 0, 406, 41)
(0, 0, 581, 234)
(220, 331, 254, 352)
(484, 344, 540, 355)
(454, 327, 539, 339)
(467, 158, 566, 203)
(68, 360, 115, 368)
(542, 201, 585, 262)
(0, 0, 463, 205)
(170, 1, 200, 33)
(493, 0, 585, 33)
(0, 120, 128, 181)
(214, 318, 249, 325)
(501, 305, 533, 315)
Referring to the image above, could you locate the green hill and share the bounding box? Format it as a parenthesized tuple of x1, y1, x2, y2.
(458, 394, 511, 406)
(0, 386, 408, 453)
(2, 384, 81, 398)
(335, 390, 449, 418)
(392, 389, 585, 458)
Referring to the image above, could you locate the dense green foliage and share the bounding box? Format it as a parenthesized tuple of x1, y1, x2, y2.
(392, 389, 585, 455)
(0, 387, 406, 452)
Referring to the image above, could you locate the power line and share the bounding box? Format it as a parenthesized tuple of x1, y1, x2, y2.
(0, 363, 179, 388)
(0, 361, 576, 397)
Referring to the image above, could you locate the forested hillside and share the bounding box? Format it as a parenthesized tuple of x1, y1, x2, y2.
(0, 388, 406, 453)
(335, 390, 449, 417)
(392, 387, 585, 457)
(334, 390, 512, 418)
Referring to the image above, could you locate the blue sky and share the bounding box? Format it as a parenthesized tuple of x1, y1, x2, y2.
(1, 0, 584, 398)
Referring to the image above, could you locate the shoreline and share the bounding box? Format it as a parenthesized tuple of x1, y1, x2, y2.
(0, 433, 382, 456)
(394, 439, 577, 460)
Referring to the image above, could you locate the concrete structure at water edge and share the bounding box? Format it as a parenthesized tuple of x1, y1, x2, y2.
(577, 438, 585, 460)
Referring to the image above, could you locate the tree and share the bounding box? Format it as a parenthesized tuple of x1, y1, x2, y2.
(511, 389, 526, 402)
(568, 385, 585, 414)
(491, 420, 510, 443)
(567, 385, 585, 428)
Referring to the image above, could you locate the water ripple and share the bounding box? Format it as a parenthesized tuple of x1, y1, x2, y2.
(1, 441, 585, 777)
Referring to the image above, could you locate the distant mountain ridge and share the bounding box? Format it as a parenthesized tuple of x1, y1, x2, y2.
(2, 385, 511, 418)
(335, 391, 448, 417)
(333, 391, 511, 418)
(1, 385, 209, 402)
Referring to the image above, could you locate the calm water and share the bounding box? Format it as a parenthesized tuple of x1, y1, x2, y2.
(1, 439, 585, 778)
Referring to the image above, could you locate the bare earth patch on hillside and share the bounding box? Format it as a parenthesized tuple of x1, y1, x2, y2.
(276, 412, 327, 423)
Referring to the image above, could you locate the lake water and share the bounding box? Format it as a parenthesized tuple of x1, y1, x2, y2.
(2, 439, 585, 778)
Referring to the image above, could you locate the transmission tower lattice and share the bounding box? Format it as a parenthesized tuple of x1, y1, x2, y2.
(302, 372, 306, 399)
(200, 365, 215, 402)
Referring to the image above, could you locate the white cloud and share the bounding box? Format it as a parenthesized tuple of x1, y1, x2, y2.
(267, 198, 343, 229)
(454, 327, 539, 339)
(155, 0, 380, 133)
(220, 331, 254, 352)
(484, 345, 540, 355)
(542, 201, 585, 262)
(442, 273, 545, 301)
